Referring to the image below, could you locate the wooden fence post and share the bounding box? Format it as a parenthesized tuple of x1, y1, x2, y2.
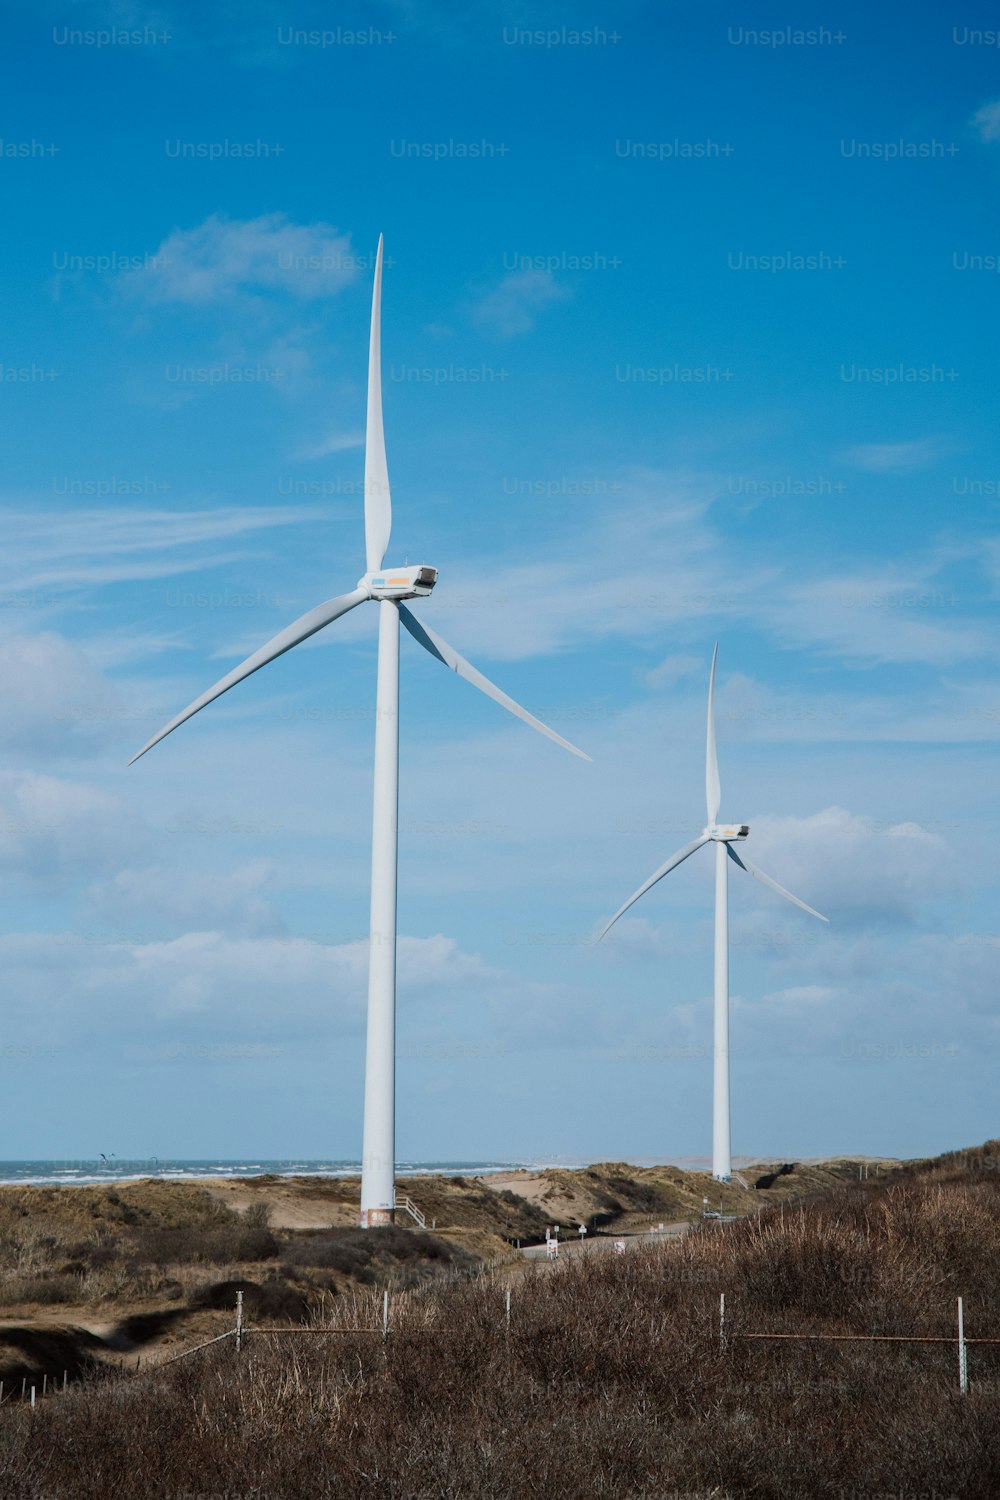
(720, 1292, 727, 1353)
(958, 1297, 968, 1394)
(382, 1289, 389, 1341)
(236, 1290, 244, 1353)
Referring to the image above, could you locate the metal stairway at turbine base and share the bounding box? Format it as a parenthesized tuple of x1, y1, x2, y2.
(396, 1195, 426, 1229)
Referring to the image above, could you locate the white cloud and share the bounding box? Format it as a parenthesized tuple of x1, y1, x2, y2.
(643, 653, 706, 690)
(0, 929, 367, 1045)
(0, 772, 141, 889)
(712, 670, 1000, 747)
(81, 860, 286, 939)
(425, 477, 762, 660)
(757, 984, 838, 1008)
(840, 438, 945, 473)
(125, 213, 358, 305)
(738, 807, 959, 926)
(74, 628, 193, 672)
(595, 913, 701, 962)
(424, 475, 985, 670)
(295, 430, 365, 460)
(723, 922, 1000, 1064)
(0, 634, 123, 756)
(5, 505, 320, 594)
(598, 915, 997, 1069)
(471, 269, 571, 337)
(759, 567, 986, 667)
(595, 807, 959, 961)
(971, 99, 1000, 142)
(0, 927, 595, 1055)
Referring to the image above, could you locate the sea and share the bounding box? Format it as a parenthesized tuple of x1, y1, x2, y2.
(0, 1154, 738, 1187)
(0, 1159, 558, 1188)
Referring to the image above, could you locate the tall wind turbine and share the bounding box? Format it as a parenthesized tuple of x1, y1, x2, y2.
(130, 237, 590, 1226)
(596, 645, 826, 1181)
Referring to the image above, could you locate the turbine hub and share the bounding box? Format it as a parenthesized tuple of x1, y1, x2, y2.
(362, 564, 438, 600)
(707, 823, 749, 842)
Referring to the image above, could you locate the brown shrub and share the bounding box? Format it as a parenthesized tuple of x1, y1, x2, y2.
(187, 1277, 308, 1322)
(6, 1273, 83, 1306)
(281, 1226, 475, 1285)
(0, 1164, 997, 1497)
(128, 1224, 280, 1266)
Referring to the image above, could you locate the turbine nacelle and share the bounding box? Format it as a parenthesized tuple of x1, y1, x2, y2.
(362, 565, 438, 600)
(707, 823, 749, 842)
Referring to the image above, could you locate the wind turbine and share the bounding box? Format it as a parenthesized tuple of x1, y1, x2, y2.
(130, 237, 590, 1226)
(596, 645, 826, 1181)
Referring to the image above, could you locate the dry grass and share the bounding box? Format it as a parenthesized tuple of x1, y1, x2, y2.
(0, 1151, 998, 1497)
(0, 1194, 480, 1317)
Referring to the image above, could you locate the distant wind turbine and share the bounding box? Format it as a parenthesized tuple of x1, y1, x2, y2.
(131, 237, 590, 1226)
(596, 645, 826, 1181)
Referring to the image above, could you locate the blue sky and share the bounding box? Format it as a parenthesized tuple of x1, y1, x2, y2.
(2, 0, 998, 1166)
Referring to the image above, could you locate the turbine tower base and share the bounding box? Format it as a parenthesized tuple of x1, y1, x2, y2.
(360, 1207, 396, 1228)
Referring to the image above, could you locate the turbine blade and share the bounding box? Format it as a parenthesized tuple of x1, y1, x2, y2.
(130, 586, 369, 764)
(706, 641, 721, 823)
(727, 845, 828, 922)
(595, 834, 711, 942)
(364, 234, 392, 572)
(398, 605, 591, 761)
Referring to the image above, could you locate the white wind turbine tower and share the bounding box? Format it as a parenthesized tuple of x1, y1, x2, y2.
(596, 645, 826, 1181)
(130, 237, 590, 1226)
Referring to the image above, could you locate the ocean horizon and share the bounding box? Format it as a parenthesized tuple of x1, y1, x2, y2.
(0, 1154, 832, 1188)
(0, 1158, 539, 1188)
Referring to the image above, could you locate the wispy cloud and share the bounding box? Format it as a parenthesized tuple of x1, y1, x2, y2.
(471, 268, 571, 337)
(0, 771, 141, 890)
(296, 430, 365, 460)
(5, 506, 321, 593)
(81, 860, 286, 940)
(0, 925, 589, 1053)
(759, 565, 986, 667)
(124, 213, 358, 305)
(971, 99, 1000, 143)
(840, 438, 946, 473)
(0, 635, 123, 757)
(643, 654, 706, 690)
(424, 472, 757, 659)
(426, 472, 988, 670)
